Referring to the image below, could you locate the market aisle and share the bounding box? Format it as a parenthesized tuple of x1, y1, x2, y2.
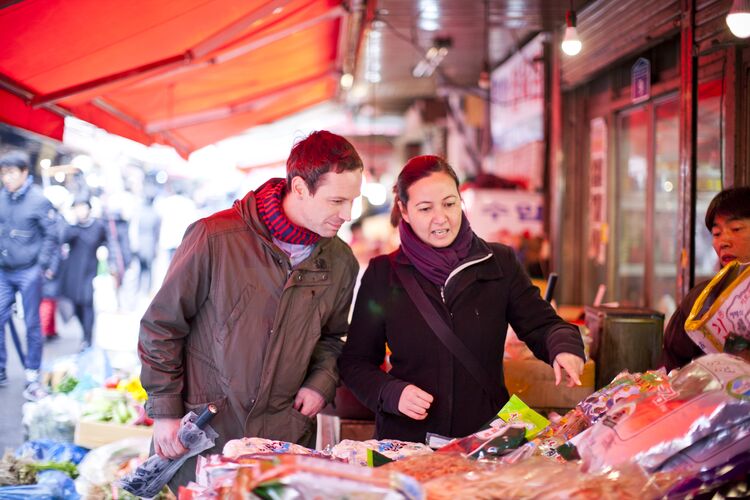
(0, 274, 147, 454)
(0, 313, 82, 453)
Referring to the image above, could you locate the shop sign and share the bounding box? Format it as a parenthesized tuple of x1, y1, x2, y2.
(631, 58, 651, 104)
(462, 188, 544, 242)
(490, 34, 544, 152)
(588, 118, 608, 265)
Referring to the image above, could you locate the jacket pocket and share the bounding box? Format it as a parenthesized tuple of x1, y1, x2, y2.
(215, 284, 255, 345)
(284, 406, 315, 448)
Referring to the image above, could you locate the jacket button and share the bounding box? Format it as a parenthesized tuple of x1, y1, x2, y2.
(297, 274, 303, 281)
(321, 274, 327, 280)
(269, 329, 274, 335)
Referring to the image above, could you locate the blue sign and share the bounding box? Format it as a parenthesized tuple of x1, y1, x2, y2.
(631, 58, 651, 104)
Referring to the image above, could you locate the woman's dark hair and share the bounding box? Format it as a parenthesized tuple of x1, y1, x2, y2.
(390, 155, 460, 226)
(705, 186, 750, 230)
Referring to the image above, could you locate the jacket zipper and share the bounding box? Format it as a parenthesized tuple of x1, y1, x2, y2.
(440, 253, 493, 304)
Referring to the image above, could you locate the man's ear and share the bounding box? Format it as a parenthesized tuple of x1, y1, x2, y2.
(290, 176, 308, 199)
(398, 200, 410, 224)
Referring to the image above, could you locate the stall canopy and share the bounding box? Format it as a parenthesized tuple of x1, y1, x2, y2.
(0, 0, 349, 157)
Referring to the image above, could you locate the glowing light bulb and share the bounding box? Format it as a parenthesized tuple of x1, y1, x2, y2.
(561, 26, 582, 56)
(727, 0, 750, 38)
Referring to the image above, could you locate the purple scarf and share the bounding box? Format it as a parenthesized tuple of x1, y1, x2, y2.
(399, 213, 475, 286)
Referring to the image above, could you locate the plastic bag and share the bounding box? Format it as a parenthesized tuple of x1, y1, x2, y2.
(74, 437, 150, 496)
(21, 394, 81, 443)
(0, 470, 78, 500)
(15, 440, 88, 465)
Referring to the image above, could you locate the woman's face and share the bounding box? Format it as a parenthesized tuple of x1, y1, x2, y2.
(712, 214, 750, 265)
(399, 171, 462, 248)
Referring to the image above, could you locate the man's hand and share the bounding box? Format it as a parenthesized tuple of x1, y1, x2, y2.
(397, 384, 434, 420)
(293, 387, 326, 418)
(553, 353, 585, 387)
(152, 417, 188, 459)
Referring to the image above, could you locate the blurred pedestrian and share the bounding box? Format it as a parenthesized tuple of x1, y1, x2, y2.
(57, 198, 109, 350)
(39, 207, 66, 341)
(157, 186, 198, 265)
(133, 195, 161, 294)
(0, 150, 58, 387)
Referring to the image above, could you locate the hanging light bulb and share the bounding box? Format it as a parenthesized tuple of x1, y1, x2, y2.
(726, 0, 750, 38)
(561, 9, 582, 56)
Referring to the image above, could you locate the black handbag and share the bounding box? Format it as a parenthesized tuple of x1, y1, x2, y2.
(391, 261, 497, 401)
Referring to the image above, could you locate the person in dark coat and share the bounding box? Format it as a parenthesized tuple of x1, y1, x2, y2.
(660, 186, 750, 371)
(58, 199, 109, 349)
(339, 155, 585, 443)
(0, 150, 58, 387)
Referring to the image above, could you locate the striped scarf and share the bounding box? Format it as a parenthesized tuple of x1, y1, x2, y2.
(255, 179, 320, 245)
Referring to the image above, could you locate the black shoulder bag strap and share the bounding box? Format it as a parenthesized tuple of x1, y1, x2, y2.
(391, 261, 497, 400)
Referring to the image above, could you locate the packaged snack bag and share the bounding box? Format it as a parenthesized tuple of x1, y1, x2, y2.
(685, 261, 750, 354)
(576, 353, 750, 473)
(437, 395, 545, 460)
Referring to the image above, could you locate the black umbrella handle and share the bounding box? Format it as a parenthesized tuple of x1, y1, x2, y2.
(544, 273, 559, 303)
(194, 403, 218, 429)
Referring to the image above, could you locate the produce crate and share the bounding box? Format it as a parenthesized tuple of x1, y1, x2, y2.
(74, 420, 153, 449)
(503, 358, 596, 411)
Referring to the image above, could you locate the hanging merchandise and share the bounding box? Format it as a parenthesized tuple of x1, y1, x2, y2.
(685, 261, 750, 355)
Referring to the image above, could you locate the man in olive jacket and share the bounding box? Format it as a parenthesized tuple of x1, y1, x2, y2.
(138, 131, 362, 490)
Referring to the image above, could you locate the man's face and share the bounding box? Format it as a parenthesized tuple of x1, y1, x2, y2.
(400, 171, 462, 248)
(294, 169, 362, 237)
(0, 166, 29, 193)
(712, 214, 750, 266)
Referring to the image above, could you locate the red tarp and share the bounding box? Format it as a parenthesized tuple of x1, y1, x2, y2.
(0, 0, 345, 156)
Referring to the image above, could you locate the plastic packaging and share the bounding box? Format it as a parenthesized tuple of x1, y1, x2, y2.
(0, 469, 79, 500)
(119, 408, 218, 497)
(15, 440, 88, 465)
(21, 394, 81, 443)
(576, 353, 750, 473)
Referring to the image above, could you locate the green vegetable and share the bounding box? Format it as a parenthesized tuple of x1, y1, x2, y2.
(56, 374, 79, 394)
(28, 460, 79, 479)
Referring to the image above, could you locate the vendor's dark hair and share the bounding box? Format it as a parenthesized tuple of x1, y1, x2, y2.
(0, 150, 31, 171)
(286, 130, 363, 194)
(390, 155, 459, 226)
(705, 186, 750, 230)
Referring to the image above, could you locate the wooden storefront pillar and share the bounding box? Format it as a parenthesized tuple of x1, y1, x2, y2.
(677, 0, 698, 301)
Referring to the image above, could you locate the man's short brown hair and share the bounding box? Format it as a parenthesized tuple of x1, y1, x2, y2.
(286, 131, 363, 194)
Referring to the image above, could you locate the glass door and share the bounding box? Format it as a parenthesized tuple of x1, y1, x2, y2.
(652, 97, 680, 313)
(615, 107, 649, 306)
(613, 94, 679, 315)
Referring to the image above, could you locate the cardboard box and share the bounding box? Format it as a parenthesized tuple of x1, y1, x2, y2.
(74, 420, 153, 449)
(504, 358, 596, 410)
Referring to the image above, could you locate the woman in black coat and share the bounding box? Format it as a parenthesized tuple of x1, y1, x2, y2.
(58, 199, 109, 349)
(338, 156, 585, 443)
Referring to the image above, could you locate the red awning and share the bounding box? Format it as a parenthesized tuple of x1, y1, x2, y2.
(0, 0, 346, 156)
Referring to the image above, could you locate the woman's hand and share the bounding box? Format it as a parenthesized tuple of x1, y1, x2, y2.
(553, 353, 584, 387)
(398, 384, 434, 420)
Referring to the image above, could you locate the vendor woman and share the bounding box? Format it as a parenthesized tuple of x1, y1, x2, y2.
(339, 155, 585, 443)
(660, 186, 750, 371)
